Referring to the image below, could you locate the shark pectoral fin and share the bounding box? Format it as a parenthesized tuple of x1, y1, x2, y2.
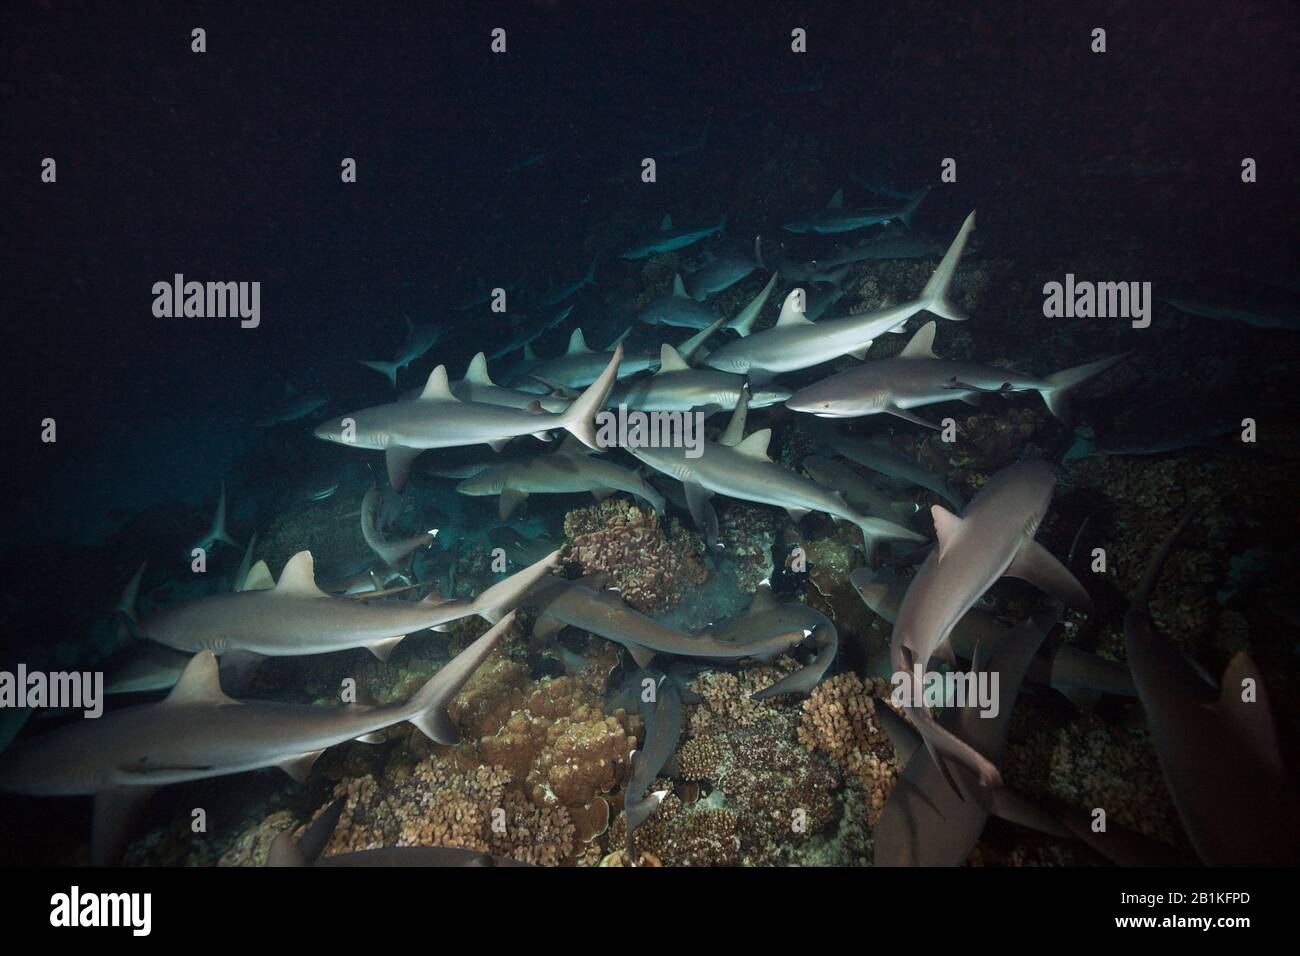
(785, 506, 811, 523)
(499, 489, 528, 520)
(353, 731, 386, 745)
(367, 636, 405, 661)
(92, 787, 157, 865)
(1005, 539, 1093, 611)
(590, 486, 616, 501)
(385, 446, 423, 493)
(623, 641, 657, 668)
(531, 431, 554, 442)
(846, 346, 871, 360)
(885, 405, 940, 430)
(278, 749, 327, 784)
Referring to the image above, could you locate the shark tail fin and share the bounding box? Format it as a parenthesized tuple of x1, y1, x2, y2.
(1040, 353, 1129, 424)
(116, 560, 148, 624)
(918, 210, 976, 322)
(267, 796, 347, 867)
(584, 255, 598, 286)
(899, 185, 932, 227)
(729, 272, 779, 337)
(469, 549, 561, 624)
(208, 483, 239, 549)
(561, 343, 624, 450)
(408, 611, 517, 744)
(360, 360, 400, 387)
(854, 515, 927, 564)
(912, 703, 1003, 798)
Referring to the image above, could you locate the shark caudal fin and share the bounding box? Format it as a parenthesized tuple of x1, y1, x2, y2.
(360, 359, 401, 387)
(561, 343, 624, 450)
(192, 483, 239, 553)
(468, 548, 561, 624)
(911, 701, 1004, 797)
(728, 272, 779, 337)
(898, 185, 932, 227)
(918, 210, 976, 322)
(209, 482, 239, 548)
(407, 611, 517, 744)
(116, 560, 148, 625)
(1040, 353, 1129, 424)
(266, 796, 347, 867)
(855, 515, 928, 563)
(583, 255, 598, 286)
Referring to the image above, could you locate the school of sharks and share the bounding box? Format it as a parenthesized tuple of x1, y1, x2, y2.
(3, 7, 1298, 872)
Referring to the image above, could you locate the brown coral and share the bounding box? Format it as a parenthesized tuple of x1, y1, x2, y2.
(562, 499, 708, 611)
(798, 673, 901, 826)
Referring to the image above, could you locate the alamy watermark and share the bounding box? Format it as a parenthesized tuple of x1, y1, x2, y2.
(594, 405, 705, 459)
(1043, 274, 1151, 328)
(891, 667, 1000, 719)
(152, 273, 260, 328)
(0, 665, 103, 718)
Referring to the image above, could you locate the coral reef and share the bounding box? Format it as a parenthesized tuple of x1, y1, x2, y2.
(797, 674, 901, 828)
(562, 499, 708, 611)
(716, 500, 778, 593)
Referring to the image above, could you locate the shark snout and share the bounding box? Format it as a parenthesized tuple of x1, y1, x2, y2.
(784, 389, 836, 415)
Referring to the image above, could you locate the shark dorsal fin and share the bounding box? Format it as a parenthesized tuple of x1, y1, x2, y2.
(776, 289, 813, 328)
(464, 352, 496, 386)
(828, 188, 844, 208)
(672, 274, 688, 298)
(419, 366, 459, 402)
(165, 651, 236, 706)
(733, 428, 772, 460)
(931, 505, 963, 561)
(748, 581, 780, 614)
(523, 341, 538, 361)
(239, 559, 276, 591)
(657, 343, 690, 373)
(567, 329, 592, 354)
(899, 321, 939, 359)
(275, 551, 325, 597)
(720, 386, 751, 446)
(659, 214, 673, 231)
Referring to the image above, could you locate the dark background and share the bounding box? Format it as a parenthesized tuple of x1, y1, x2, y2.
(1, 0, 1296, 544)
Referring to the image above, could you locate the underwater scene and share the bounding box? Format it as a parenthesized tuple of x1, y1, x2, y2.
(1, 1, 1297, 882)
